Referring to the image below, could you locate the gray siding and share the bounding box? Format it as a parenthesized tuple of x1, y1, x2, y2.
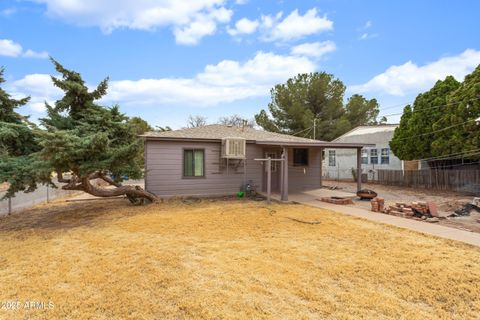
(287, 147, 322, 191)
(145, 142, 323, 197)
(145, 141, 263, 197)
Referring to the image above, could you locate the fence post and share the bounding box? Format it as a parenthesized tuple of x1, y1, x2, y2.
(46, 185, 50, 203)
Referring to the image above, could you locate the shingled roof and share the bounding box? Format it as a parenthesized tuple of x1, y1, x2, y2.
(141, 124, 320, 143)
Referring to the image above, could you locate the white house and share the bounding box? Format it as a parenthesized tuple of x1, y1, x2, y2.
(323, 125, 418, 181)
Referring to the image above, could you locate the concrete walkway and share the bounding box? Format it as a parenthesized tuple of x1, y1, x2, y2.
(270, 189, 480, 247)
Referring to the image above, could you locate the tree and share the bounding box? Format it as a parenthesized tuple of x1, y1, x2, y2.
(0, 67, 43, 197)
(431, 65, 480, 162)
(155, 125, 172, 132)
(128, 116, 153, 135)
(217, 114, 255, 128)
(343, 94, 381, 127)
(255, 72, 382, 141)
(390, 75, 462, 162)
(127, 116, 153, 167)
(2, 59, 158, 203)
(187, 115, 207, 128)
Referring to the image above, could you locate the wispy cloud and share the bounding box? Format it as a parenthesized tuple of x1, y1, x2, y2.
(0, 39, 48, 58)
(290, 41, 336, 58)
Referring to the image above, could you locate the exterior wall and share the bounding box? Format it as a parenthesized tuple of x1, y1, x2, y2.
(323, 130, 402, 181)
(145, 141, 323, 197)
(145, 140, 264, 197)
(287, 147, 322, 191)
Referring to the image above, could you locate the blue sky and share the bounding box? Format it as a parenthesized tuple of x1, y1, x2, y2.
(1, 0, 479, 129)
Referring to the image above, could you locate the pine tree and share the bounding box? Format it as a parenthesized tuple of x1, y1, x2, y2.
(1, 60, 158, 203)
(0, 67, 44, 197)
(254, 72, 381, 141)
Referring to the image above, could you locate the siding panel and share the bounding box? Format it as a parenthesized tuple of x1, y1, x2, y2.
(145, 141, 263, 197)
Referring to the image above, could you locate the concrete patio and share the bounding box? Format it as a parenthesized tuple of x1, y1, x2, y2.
(267, 188, 480, 247)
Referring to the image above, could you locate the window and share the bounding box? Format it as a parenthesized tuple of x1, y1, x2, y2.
(328, 150, 336, 166)
(361, 149, 368, 164)
(381, 148, 390, 164)
(370, 149, 378, 164)
(183, 149, 204, 177)
(293, 148, 309, 166)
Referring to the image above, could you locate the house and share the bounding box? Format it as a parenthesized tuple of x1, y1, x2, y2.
(142, 124, 371, 200)
(323, 125, 421, 181)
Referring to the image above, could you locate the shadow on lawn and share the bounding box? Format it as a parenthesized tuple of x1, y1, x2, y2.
(0, 199, 135, 233)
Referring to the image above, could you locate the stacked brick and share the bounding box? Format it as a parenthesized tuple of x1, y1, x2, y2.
(382, 201, 440, 222)
(370, 197, 385, 212)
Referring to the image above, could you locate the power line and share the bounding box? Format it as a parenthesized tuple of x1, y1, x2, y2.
(290, 126, 313, 137)
(379, 96, 480, 118)
(424, 160, 480, 170)
(416, 148, 480, 162)
(392, 118, 477, 142)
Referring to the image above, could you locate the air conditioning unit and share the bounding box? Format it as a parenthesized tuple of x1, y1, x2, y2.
(221, 137, 246, 159)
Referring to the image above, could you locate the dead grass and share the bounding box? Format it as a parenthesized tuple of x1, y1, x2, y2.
(0, 198, 479, 319)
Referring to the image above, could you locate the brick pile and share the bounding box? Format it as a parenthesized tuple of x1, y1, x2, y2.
(370, 197, 384, 212)
(382, 201, 440, 222)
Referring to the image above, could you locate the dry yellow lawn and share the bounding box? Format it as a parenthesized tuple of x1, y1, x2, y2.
(0, 198, 480, 319)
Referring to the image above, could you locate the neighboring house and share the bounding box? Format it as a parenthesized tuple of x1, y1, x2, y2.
(323, 125, 422, 181)
(142, 125, 370, 199)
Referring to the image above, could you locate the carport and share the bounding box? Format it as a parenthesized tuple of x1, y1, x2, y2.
(255, 141, 374, 202)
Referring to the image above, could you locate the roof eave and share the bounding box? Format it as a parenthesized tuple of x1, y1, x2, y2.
(255, 141, 374, 148)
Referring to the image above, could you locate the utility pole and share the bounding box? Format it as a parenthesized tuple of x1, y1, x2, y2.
(313, 118, 317, 140)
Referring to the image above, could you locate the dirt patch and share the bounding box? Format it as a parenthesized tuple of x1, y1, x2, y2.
(324, 180, 480, 233)
(0, 198, 479, 319)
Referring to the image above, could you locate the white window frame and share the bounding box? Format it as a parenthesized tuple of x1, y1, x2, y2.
(370, 148, 378, 165)
(381, 148, 390, 164)
(361, 149, 368, 164)
(328, 150, 336, 167)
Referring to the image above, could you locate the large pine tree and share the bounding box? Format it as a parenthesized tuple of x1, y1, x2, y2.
(254, 72, 381, 141)
(1, 60, 158, 203)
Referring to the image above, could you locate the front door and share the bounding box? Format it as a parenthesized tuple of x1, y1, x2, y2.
(263, 151, 280, 192)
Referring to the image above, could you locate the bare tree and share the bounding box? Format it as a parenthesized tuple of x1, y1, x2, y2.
(187, 115, 207, 128)
(217, 114, 255, 128)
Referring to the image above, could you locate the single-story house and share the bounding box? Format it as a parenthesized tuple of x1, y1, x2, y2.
(142, 124, 371, 200)
(323, 125, 424, 181)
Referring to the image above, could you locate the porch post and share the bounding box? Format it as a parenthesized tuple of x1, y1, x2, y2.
(266, 157, 272, 204)
(279, 154, 284, 197)
(281, 147, 289, 201)
(319, 147, 323, 188)
(356, 147, 362, 191)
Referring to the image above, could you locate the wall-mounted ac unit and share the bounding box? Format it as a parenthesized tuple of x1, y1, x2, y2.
(221, 137, 246, 159)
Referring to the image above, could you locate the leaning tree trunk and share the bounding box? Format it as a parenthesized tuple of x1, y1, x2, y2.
(59, 171, 159, 204)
